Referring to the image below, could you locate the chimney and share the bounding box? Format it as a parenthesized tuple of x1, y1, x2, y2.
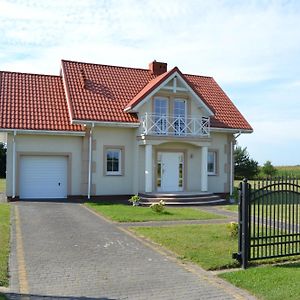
(149, 60, 167, 75)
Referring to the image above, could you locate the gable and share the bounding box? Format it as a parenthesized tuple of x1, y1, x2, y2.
(124, 67, 214, 117)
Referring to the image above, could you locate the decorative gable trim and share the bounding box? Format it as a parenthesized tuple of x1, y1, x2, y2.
(124, 68, 214, 116)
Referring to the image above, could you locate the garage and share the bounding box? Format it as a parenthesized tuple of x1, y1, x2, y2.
(19, 156, 68, 199)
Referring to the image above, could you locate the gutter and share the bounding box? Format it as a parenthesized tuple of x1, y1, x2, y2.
(87, 123, 94, 199)
(72, 119, 140, 128)
(0, 128, 85, 136)
(12, 130, 16, 198)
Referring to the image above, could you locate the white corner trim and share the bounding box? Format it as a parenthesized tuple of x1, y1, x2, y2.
(0, 129, 86, 136)
(72, 119, 140, 128)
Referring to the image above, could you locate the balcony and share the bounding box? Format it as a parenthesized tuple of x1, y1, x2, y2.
(140, 113, 210, 137)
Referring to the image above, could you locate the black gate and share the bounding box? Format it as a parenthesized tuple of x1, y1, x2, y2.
(234, 177, 300, 268)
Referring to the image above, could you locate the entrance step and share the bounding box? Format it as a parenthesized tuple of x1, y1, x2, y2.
(139, 192, 226, 206)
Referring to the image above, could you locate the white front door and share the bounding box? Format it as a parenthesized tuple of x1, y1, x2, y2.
(158, 152, 183, 192)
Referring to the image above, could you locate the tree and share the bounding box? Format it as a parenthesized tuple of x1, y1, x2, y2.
(234, 146, 259, 179)
(0, 142, 6, 178)
(261, 160, 277, 177)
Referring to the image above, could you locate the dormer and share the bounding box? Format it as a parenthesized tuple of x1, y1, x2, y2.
(124, 61, 214, 138)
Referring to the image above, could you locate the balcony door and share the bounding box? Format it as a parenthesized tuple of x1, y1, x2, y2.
(174, 99, 186, 135)
(154, 97, 168, 134)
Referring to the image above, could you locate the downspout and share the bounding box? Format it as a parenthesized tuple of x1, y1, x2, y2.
(230, 131, 242, 199)
(87, 123, 94, 200)
(12, 130, 17, 198)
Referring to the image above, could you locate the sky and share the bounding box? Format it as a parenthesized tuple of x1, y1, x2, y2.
(0, 0, 300, 166)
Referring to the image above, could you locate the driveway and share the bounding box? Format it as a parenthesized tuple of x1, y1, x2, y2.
(7, 201, 252, 299)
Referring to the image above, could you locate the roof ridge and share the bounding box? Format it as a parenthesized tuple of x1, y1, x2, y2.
(61, 59, 152, 73)
(184, 73, 213, 79)
(0, 70, 60, 78)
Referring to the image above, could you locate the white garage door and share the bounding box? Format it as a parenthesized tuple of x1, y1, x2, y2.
(19, 156, 68, 199)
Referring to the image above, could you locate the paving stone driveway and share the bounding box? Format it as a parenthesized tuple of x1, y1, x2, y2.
(8, 201, 250, 300)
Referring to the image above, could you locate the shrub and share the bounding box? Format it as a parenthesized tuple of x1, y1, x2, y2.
(150, 200, 165, 213)
(227, 222, 239, 238)
(129, 194, 140, 206)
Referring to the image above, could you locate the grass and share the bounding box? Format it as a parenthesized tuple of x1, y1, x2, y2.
(276, 165, 300, 177)
(0, 294, 6, 300)
(85, 202, 224, 222)
(132, 224, 239, 270)
(0, 204, 10, 287)
(0, 179, 5, 193)
(220, 205, 238, 213)
(220, 262, 300, 300)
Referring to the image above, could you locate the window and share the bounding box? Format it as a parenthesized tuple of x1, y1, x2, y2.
(105, 148, 122, 175)
(154, 97, 168, 134)
(173, 99, 186, 135)
(207, 151, 217, 175)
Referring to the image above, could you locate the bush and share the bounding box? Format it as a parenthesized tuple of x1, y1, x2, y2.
(129, 194, 140, 206)
(234, 146, 259, 179)
(150, 200, 165, 213)
(227, 222, 239, 238)
(261, 160, 277, 177)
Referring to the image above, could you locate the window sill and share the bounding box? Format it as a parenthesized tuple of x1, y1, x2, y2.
(106, 173, 123, 176)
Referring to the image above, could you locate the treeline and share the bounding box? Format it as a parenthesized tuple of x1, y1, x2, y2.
(234, 146, 300, 180)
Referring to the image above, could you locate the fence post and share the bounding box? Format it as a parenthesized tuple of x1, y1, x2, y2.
(241, 178, 249, 269)
(238, 181, 243, 258)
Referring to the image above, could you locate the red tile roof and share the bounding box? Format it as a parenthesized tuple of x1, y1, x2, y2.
(0, 60, 252, 132)
(62, 60, 252, 131)
(0, 71, 83, 132)
(184, 74, 252, 130)
(61, 60, 155, 123)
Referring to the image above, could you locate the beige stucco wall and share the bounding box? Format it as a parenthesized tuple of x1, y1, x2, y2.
(6, 134, 83, 197)
(5, 128, 232, 197)
(207, 132, 233, 193)
(92, 127, 137, 195)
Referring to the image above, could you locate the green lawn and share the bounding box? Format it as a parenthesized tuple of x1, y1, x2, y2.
(0, 294, 7, 300)
(220, 262, 300, 300)
(132, 224, 239, 270)
(85, 203, 224, 222)
(220, 205, 238, 213)
(0, 179, 5, 193)
(0, 204, 10, 287)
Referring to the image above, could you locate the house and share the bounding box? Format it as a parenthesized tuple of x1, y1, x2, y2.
(0, 60, 252, 202)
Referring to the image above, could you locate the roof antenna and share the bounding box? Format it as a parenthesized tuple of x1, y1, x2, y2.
(80, 69, 87, 89)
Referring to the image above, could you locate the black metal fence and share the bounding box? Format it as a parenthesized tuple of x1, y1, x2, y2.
(234, 177, 300, 268)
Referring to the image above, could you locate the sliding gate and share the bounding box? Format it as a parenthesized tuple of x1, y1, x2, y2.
(234, 177, 300, 268)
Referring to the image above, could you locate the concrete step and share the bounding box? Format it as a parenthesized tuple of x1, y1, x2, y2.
(139, 193, 226, 206)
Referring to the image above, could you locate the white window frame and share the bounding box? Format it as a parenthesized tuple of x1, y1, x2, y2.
(207, 151, 217, 175)
(173, 98, 187, 135)
(105, 148, 122, 176)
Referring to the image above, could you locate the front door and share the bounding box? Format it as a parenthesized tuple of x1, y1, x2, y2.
(157, 152, 184, 192)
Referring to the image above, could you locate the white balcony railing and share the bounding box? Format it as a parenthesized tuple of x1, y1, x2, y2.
(141, 113, 210, 137)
